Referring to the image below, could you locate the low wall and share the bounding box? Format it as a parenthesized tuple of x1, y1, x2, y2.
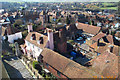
(22, 56, 43, 79)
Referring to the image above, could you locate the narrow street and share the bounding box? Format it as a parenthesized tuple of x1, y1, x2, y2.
(2, 40, 33, 79)
(3, 56, 33, 79)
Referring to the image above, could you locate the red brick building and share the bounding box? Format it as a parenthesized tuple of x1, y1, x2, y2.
(39, 48, 103, 79)
(39, 48, 118, 79)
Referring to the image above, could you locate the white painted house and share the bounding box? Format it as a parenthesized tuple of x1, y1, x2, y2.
(21, 29, 54, 61)
(7, 32, 22, 43)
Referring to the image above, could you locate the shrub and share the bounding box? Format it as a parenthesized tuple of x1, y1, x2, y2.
(68, 40, 74, 44)
(66, 16, 70, 25)
(1, 55, 4, 58)
(14, 39, 25, 45)
(2, 51, 8, 56)
(45, 75, 49, 80)
(32, 61, 39, 69)
(22, 30, 28, 39)
(35, 64, 42, 71)
(42, 73, 46, 77)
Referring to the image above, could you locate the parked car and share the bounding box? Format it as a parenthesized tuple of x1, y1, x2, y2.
(77, 37, 83, 41)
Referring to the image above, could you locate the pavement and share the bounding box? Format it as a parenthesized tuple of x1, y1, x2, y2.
(1, 60, 10, 79)
(2, 39, 33, 79)
(3, 56, 33, 79)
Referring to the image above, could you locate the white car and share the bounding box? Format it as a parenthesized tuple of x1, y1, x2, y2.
(77, 37, 83, 41)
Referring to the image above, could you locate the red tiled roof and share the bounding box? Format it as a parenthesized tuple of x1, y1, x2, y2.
(106, 35, 114, 44)
(107, 14, 115, 19)
(90, 42, 98, 49)
(91, 32, 106, 41)
(25, 32, 48, 49)
(97, 14, 107, 18)
(115, 31, 120, 38)
(41, 48, 71, 73)
(113, 45, 119, 56)
(90, 50, 118, 78)
(41, 48, 101, 78)
(90, 42, 111, 54)
(77, 22, 101, 35)
(96, 43, 110, 54)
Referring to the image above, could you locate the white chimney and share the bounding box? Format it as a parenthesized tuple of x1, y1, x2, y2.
(27, 23, 33, 32)
(75, 21, 79, 27)
(47, 28, 54, 50)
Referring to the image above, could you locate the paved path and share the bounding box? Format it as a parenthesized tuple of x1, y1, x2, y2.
(3, 56, 32, 79)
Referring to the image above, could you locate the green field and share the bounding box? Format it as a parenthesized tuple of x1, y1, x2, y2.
(100, 7, 118, 10)
(102, 3, 115, 6)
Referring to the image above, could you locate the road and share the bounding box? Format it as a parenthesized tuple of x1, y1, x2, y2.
(3, 56, 32, 79)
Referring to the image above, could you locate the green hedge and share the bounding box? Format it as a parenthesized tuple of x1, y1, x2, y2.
(22, 30, 28, 39)
(32, 61, 39, 69)
(68, 40, 74, 44)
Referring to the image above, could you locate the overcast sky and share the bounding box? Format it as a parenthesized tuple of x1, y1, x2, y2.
(0, 0, 119, 2)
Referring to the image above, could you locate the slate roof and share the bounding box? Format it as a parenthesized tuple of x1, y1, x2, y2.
(67, 24, 78, 32)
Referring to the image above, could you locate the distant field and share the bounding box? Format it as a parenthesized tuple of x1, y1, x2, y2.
(102, 3, 115, 6)
(100, 2, 118, 10)
(100, 7, 118, 10)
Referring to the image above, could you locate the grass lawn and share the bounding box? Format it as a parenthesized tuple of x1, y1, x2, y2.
(100, 7, 118, 10)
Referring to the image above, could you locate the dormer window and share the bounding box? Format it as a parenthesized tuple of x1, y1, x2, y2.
(37, 36, 44, 44)
(39, 37, 43, 44)
(31, 34, 36, 40)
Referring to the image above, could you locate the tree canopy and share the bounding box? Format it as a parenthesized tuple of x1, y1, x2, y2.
(66, 16, 70, 25)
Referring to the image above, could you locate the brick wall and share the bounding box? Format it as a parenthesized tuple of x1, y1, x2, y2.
(43, 61, 68, 80)
(58, 42, 67, 53)
(22, 56, 43, 79)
